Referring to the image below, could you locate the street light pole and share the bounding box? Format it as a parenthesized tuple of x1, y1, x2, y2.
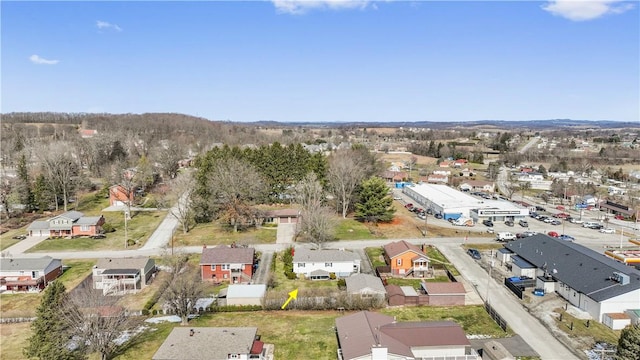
(486, 259, 494, 304)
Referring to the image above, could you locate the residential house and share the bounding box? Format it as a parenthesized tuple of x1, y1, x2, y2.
(335, 311, 479, 360)
(27, 211, 105, 237)
(504, 235, 640, 324)
(293, 248, 361, 279)
(152, 327, 268, 360)
(0, 256, 63, 292)
(460, 168, 475, 177)
(518, 172, 544, 182)
(427, 174, 448, 184)
(109, 184, 134, 207)
(381, 171, 408, 183)
(383, 240, 430, 277)
(92, 257, 156, 296)
(263, 209, 300, 224)
(459, 180, 496, 193)
(432, 169, 451, 176)
(345, 273, 386, 302)
(452, 159, 468, 168)
(200, 245, 255, 284)
(219, 284, 267, 306)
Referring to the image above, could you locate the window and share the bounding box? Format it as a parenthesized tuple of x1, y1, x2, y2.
(222, 264, 230, 270)
(298, 263, 305, 268)
(32, 271, 39, 279)
(325, 263, 332, 267)
(396, 258, 402, 266)
(223, 274, 228, 279)
(210, 265, 216, 271)
(228, 354, 238, 359)
(80, 225, 90, 231)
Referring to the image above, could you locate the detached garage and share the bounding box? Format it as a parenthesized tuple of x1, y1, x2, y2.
(225, 284, 266, 306)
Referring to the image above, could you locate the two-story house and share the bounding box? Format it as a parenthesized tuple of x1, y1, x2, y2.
(0, 256, 63, 292)
(200, 245, 255, 284)
(383, 240, 430, 277)
(92, 257, 156, 296)
(27, 211, 105, 237)
(293, 248, 361, 280)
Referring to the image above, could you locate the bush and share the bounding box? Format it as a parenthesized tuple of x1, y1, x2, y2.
(285, 271, 297, 280)
(337, 279, 346, 289)
(141, 309, 149, 316)
(102, 223, 115, 233)
(329, 273, 336, 280)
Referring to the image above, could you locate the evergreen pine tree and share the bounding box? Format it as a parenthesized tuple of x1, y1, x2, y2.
(617, 324, 640, 360)
(24, 281, 84, 360)
(354, 177, 395, 224)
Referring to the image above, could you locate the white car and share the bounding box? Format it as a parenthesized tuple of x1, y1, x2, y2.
(599, 228, 615, 234)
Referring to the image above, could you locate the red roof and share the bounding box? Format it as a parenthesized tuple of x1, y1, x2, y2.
(250, 340, 264, 354)
(383, 240, 425, 259)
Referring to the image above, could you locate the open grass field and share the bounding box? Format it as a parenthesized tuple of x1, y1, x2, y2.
(334, 218, 382, 240)
(172, 222, 277, 247)
(26, 211, 165, 252)
(552, 308, 620, 347)
(0, 322, 31, 360)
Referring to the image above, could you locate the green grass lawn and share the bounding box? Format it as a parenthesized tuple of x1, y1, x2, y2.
(26, 211, 166, 252)
(74, 191, 110, 214)
(423, 244, 460, 276)
(553, 308, 620, 346)
(334, 218, 381, 240)
(365, 247, 386, 268)
(0, 237, 21, 251)
(270, 251, 340, 292)
(0, 259, 93, 318)
(172, 222, 276, 247)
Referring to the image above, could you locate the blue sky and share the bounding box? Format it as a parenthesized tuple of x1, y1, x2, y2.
(2, 1, 638, 122)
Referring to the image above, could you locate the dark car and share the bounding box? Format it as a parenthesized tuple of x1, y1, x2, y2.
(482, 219, 494, 227)
(434, 213, 443, 219)
(467, 248, 481, 260)
(504, 220, 514, 227)
(12, 234, 27, 240)
(519, 220, 529, 227)
(90, 234, 107, 239)
(535, 206, 546, 212)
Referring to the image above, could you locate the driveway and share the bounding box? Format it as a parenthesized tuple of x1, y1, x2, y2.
(276, 223, 296, 244)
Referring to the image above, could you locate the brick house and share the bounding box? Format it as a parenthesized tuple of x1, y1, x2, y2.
(200, 245, 255, 284)
(383, 240, 430, 277)
(109, 184, 134, 207)
(27, 211, 105, 237)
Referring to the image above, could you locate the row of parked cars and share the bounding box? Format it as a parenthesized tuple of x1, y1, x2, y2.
(404, 203, 443, 220)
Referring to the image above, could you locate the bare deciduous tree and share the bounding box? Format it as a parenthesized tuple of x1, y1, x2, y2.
(209, 158, 266, 232)
(327, 150, 367, 218)
(294, 173, 335, 248)
(169, 171, 195, 234)
(62, 285, 141, 360)
(156, 143, 183, 180)
(161, 263, 206, 325)
(38, 144, 79, 212)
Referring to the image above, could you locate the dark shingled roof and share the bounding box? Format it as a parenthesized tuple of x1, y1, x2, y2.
(200, 246, 255, 265)
(505, 234, 640, 302)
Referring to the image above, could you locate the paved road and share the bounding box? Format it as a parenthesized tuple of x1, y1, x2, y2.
(439, 244, 580, 360)
(519, 137, 540, 154)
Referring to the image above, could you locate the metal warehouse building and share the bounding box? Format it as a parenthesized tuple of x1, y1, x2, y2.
(402, 183, 529, 223)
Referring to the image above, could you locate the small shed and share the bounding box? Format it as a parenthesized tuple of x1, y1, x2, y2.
(225, 284, 266, 306)
(603, 313, 631, 330)
(346, 274, 386, 301)
(497, 248, 513, 264)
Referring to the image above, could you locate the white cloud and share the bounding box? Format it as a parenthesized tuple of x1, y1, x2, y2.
(29, 54, 59, 65)
(272, 0, 370, 14)
(542, 0, 634, 21)
(96, 20, 122, 32)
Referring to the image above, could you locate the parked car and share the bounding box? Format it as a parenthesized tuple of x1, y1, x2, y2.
(504, 220, 514, 227)
(496, 232, 516, 242)
(599, 228, 615, 234)
(568, 217, 583, 224)
(588, 223, 604, 230)
(547, 231, 560, 238)
(11, 234, 27, 240)
(518, 220, 529, 227)
(556, 205, 565, 211)
(543, 217, 554, 223)
(535, 206, 547, 212)
(405, 203, 414, 210)
(615, 214, 625, 220)
(521, 231, 537, 237)
(467, 248, 481, 260)
(483, 219, 494, 227)
(426, 208, 434, 215)
(90, 234, 107, 239)
(487, 228, 495, 234)
(559, 234, 575, 241)
(550, 220, 561, 226)
(434, 213, 443, 219)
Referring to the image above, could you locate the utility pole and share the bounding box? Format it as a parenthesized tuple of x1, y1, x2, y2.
(486, 259, 494, 304)
(124, 210, 129, 249)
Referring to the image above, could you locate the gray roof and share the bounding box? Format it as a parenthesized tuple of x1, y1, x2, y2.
(27, 220, 50, 231)
(346, 273, 386, 294)
(152, 327, 258, 360)
(200, 246, 255, 265)
(76, 216, 103, 225)
(293, 248, 360, 263)
(0, 257, 61, 272)
(95, 257, 154, 271)
(53, 211, 84, 221)
(226, 284, 266, 299)
(101, 269, 139, 276)
(511, 255, 536, 269)
(505, 235, 640, 302)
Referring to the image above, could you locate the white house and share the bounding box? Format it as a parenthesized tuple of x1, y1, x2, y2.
(93, 257, 156, 296)
(293, 248, 360, 280)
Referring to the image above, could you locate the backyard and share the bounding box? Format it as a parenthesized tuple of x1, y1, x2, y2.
(172, 222, 277, 247)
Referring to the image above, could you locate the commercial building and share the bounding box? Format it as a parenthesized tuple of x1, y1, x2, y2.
(402, 183, 529, 223)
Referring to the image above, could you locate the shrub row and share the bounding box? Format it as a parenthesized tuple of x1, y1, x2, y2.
(282, 247, 296, 279)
